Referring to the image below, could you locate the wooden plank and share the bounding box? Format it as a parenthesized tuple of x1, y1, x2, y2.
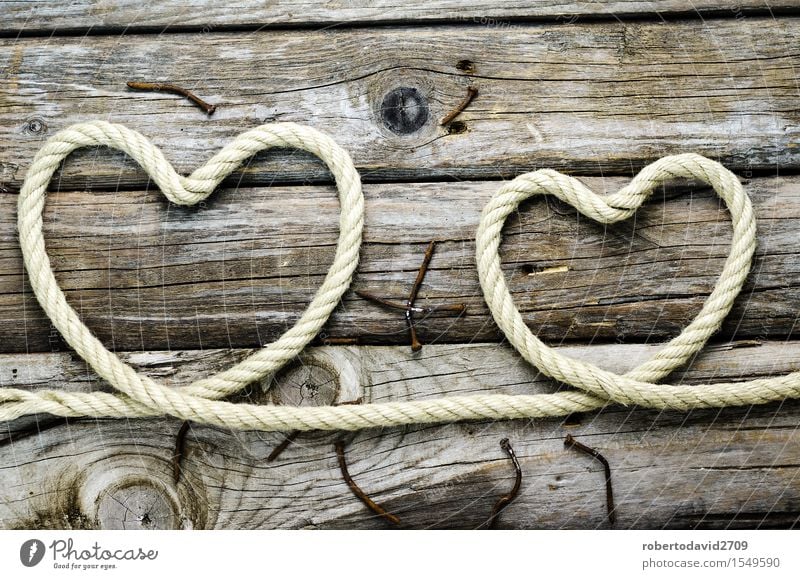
(2, 17, 800, 190)
(1, 341, 798, 529)
(1, 1, 794, 35)
(1, 175, 798, 353)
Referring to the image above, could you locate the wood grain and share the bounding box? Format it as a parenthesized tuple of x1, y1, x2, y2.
(1, 17, 799, 190)
(1, 1, 792, 34)
(1, 176, 798, 353)
(1, 341, 798, 529)
(3, 2, 800, 532)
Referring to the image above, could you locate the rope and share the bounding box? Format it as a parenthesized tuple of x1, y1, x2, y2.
(4, 121, 799, 432)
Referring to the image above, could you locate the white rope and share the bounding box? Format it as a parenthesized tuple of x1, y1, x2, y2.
(4, 122, 799, 432)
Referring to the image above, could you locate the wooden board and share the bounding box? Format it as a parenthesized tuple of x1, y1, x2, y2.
(1, 176, 798, 353)
(2, 341, 798, 529)
(1, 1, 794, 34)
(2, 17, 800, 190)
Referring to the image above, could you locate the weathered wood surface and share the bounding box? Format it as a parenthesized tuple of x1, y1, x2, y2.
(0, 176, 797, 353)
(2, 3, 800, 531)
(1, 1, 794, 34)
(1, 341, 799, 529)
(2, 17, 800, 190)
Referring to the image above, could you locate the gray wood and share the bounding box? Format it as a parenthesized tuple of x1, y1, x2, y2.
(1, 340, 798, 529)
(1, 176, 798, 353)
(3, 2, 800, 533)
(1, 1, 793, 34)
(2, 17, 800, 190)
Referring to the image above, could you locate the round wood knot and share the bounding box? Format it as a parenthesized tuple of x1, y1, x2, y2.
(23, 117, 47, 136)
(95, 478, 180, 530)
(380, 87, 429, 135)
(269, 355, 340, 407)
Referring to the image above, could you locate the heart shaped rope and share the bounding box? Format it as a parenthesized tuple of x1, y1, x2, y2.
(476, 153, 800, 411)
(4, 122, 799, 432)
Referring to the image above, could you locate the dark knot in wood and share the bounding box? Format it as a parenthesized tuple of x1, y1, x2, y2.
(380, 87, 429, 135)
(24, 117, 47, 136)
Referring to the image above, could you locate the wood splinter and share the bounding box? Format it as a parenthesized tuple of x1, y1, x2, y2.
(126, 81, 217, 115)
(487, 437, 522, 529)
(356, 240, 466, 352)
(440, 86, 478, 125)
(564, 434, 616, 525)
(335, 438, 400, 525)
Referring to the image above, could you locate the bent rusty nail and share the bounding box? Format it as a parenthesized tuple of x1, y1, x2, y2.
(335, 438, 400, 525)
(564, 434, 616, 525)
(127, 81, 217, 115)
(173, 421, 191, 484)
(267, 399, 363, 462)
(440, 86, 478, 125)
(488, 437, 523, 528)
(266, 431, 301, 463)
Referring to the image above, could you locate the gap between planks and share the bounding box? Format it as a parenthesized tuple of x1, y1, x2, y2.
(2, 1, 800, 37)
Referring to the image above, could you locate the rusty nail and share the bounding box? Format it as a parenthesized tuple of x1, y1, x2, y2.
(407, 240, 436, 352)
(127, 81, 217, 115)
(266, 431, 301, 463)
(335, 438, 400, 525)
(322, 336, 360, 345)
(488, 437, 522, 528)
(357, 240, 465, 352)
(564, 434, 616, 525)
(267, 399, 364, 462)
(356, 291, 465, 316)
(172, 421, 191, 484)
(356, 291, 415, 312)
(440, 86, 478, 125)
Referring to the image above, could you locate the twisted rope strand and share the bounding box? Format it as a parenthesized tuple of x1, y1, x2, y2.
(5, 121, 799, 432)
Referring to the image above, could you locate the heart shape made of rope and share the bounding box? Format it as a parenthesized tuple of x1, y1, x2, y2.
(10, 121, 367, 429)
(5, 123, 800, 432)
(476, 153, 800, 414)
